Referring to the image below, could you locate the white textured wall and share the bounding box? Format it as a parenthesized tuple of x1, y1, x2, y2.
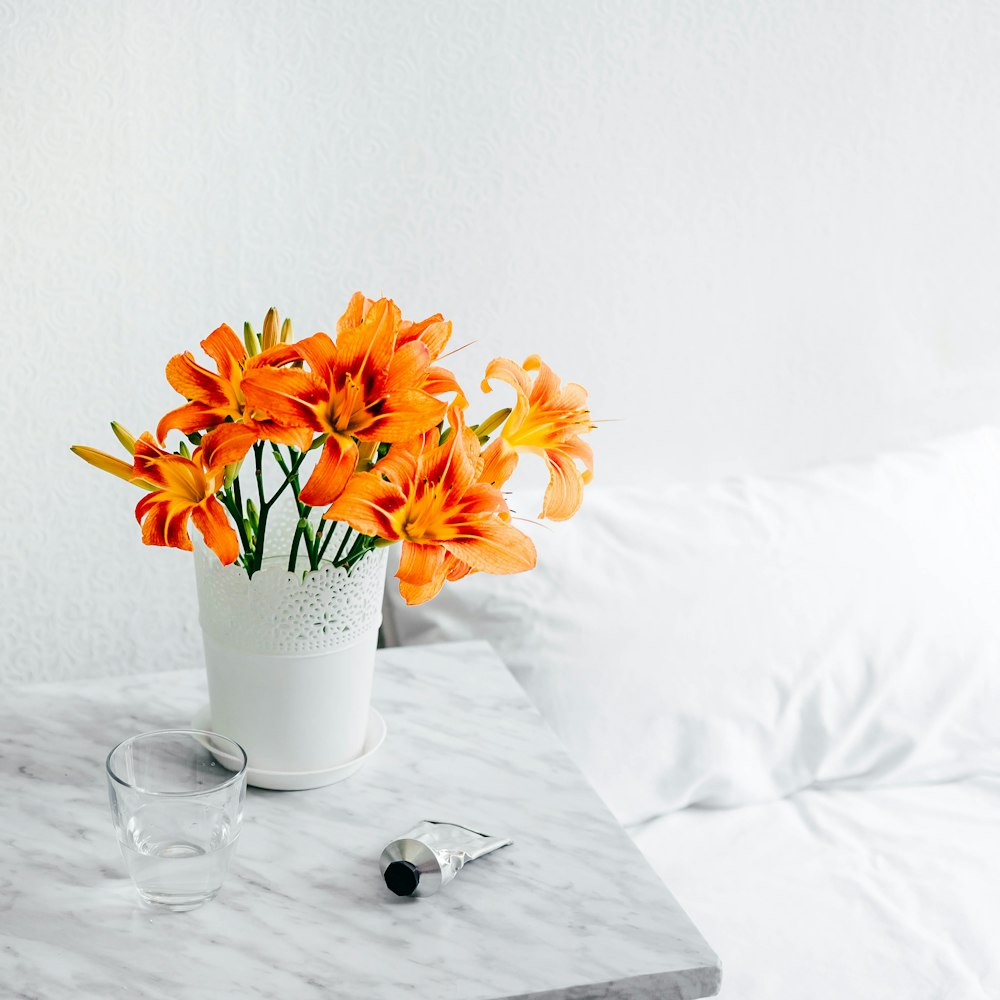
(5, 0, 1000, 681)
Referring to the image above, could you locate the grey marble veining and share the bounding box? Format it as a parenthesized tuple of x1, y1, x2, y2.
(0, 641, 721, 1000)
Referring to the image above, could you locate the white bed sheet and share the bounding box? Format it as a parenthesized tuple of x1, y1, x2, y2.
(630, 777, 1000, 999)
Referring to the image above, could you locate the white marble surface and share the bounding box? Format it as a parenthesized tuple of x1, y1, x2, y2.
(0, 641, 721, 1000)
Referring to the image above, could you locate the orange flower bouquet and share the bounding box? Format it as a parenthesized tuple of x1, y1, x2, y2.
(73, 293, 594, 605)
(72, 293, 594, 787)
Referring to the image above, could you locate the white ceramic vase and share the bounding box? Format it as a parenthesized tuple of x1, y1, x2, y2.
(193, 515, 389, 788)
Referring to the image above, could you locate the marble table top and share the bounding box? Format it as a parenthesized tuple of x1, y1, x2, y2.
(0, 640, 721, 1000)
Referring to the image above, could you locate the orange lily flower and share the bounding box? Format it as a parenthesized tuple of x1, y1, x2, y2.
(324, 408, 536, 605)
(242, 295, 448, 508)
(480, 355, 594, 521)
(156, 323, 308, 458)
(335, 292, 468, 406)
(340, 292, 452, 359)
(131, 432, 243, 565)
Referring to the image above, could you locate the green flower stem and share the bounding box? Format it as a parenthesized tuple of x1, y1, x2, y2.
(278, 445, 319, 569)
(286, 447, 309, 514)
(333, 527, 376, 572)
(265, 451, 308, 507)
(254, 442, 266, 508)
(331, 525, 354, 565)
(220, 487, 252, 561)
(233, 476, 244, 522)
(220, 440, 342, 578)
(252, 505, 269, 575)
(285, 449, 313, 570)
(287, 517, 307, 573)
(270, 442, 290, 477)
(310, 518, 329, 569)
(288, 518, 308, 572)
(314, 520, 339, 564)
(241, 443, 312, 577)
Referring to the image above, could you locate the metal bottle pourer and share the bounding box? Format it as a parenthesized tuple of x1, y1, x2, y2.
(379, 820, 513, 897)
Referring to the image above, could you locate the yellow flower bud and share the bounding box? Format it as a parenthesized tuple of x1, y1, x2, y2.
(70, 446, 156, 491)
(261, 307, 280, 350)
(110, 421, 136, 455)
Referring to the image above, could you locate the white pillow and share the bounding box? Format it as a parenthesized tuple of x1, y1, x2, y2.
(382, 429, 1000, 826)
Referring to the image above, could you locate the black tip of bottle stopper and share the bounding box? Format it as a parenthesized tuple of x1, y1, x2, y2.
(384, 860, 421, 896)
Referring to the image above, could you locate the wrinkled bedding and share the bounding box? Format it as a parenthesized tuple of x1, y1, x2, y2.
(630, 777, 1000, 999)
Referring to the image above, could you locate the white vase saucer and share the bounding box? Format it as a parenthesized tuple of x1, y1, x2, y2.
(190, 705, 387, 792)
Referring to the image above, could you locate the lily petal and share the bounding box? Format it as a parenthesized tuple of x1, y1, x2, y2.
(135, 493, 194, 551)
(157, 401, 231, 442)
(398, 576, 449, 606)
(540, 447, 586, 521)
(336, 291, 370, 334)
(254, 420, 315, 453)
(245, 342, 303, 372)
(322, 473, 407, 538)
(299, 433, 358, 507)
(200, 324, 246, 384)
(200, 423, 258, 471)
(397, 541, 450, 604)
(398, 316, 452, 360)
(294, 332, 338, 387)
(442, 520, 536, 575)
(482, 356, 532, 397)
(190, 496, 239, 565)
(424, 365, 468, 408)
(335, 298, 400, 380)
(242, 367, 327, 430)
(165, 352, 234, 408)
(384, 340, 432, 392)
(479, 437, 519, 490)
(396, 541, 445, 587)
(358, 390, 446, 441)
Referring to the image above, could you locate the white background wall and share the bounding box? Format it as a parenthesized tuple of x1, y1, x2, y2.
(5, 0, 1000, 681)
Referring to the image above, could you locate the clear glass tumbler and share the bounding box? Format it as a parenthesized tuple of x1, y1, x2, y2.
(106, 729, 247, 911)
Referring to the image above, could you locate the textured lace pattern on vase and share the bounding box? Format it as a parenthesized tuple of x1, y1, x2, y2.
(193, 508, 389, 654)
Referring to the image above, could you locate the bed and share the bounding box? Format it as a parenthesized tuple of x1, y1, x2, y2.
(632, 777, 1000, 998)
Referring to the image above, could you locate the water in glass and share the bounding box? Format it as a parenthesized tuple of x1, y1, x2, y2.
(119, 801, 238, 909)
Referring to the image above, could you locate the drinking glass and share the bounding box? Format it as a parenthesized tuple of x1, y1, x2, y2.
(106, 729, 247, 911)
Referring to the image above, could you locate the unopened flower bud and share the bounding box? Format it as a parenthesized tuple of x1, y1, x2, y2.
(244, 322, 261, 357)
(474, 407, 512, 440)
(261, 307, 280, 349)
(110, 421, 136, 455)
